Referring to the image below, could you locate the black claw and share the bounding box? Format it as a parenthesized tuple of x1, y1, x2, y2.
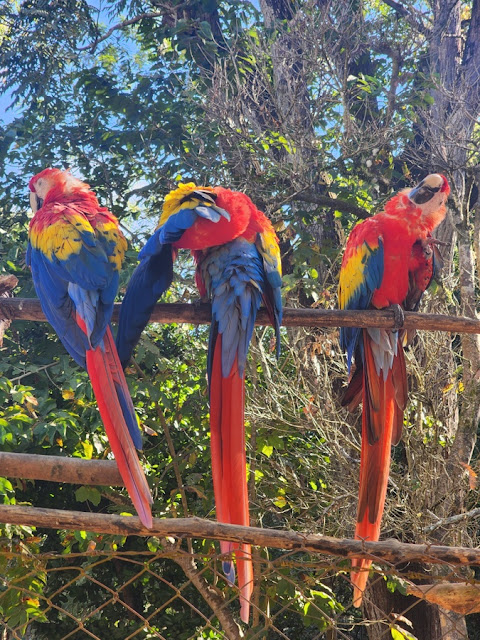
(192, 296, 206, 308)
(390, 303, 405, 329)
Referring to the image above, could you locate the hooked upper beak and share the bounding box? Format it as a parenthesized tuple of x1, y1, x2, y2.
(195, 204, 231, 223)
(29, 192, 43, 213)
(408, 181, 441, 205)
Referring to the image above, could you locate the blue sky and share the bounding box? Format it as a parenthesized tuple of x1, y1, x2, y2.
(0, 89, 17, 124)
(0, 0, 112, 126)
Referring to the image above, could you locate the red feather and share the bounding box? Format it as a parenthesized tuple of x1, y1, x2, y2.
(79, 321, 153, 528)
(210, 336, 253, 622)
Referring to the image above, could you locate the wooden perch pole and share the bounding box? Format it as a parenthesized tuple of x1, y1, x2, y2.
(0, 504, 480, 568)
(0, 452, 123, 486)
(1, 298, 479, 333)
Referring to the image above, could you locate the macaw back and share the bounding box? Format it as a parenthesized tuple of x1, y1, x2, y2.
(28, 168, 153, 528)
(116, 182, 282, 622)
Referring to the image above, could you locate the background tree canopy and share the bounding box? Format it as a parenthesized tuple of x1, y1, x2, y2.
(0, 0, 479, 638)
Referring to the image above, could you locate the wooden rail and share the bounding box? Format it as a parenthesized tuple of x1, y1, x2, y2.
(0, 452, 123, 486)
(0, 504, 479, 567)
(1, 298, 479, 333)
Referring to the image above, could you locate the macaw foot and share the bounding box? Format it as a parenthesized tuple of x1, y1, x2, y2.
(389, 303, 404, 329)
(422, 236, 449, 259)
(426, 237, 450, 247)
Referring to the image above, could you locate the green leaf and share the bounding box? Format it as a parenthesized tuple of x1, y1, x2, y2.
(75, 486, 101, 506)
(262, 444, 273, 457)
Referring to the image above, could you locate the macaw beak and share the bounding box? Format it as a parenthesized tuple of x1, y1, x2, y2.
(408, 181, 441, 205)
(29, 192, 42, 213)
(408, 174, 448, 205)
(195, 204, 231, 223)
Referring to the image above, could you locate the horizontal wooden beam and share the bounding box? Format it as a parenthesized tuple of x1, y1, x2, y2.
(0, 504, 479, 567)
(0, 452, 123, 486)
(1, 298, 479, 333)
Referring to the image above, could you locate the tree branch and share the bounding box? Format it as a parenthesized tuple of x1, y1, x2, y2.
(380, 0, 431, 35)
(424, 507, 480, 533)
(1, 298, 479, 334)
(173, 551, 243, 639)
(2, 504, 480, 568)
(77, 12, 165, 52)
(0, 274, 18, 346)
(0, 451, 123, 486)
(291, 190, 370, 219)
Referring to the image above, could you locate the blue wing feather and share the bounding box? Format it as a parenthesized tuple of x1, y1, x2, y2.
(116, 246, 174, 367)
(118, 201, 233, 365)
(139, 210, 198, 259)
(28, 246, 90, 367)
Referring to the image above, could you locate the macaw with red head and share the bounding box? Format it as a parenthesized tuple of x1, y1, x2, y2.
(116, 182, 283, 622)
(27, 168, 153, 529)
(338, 173, 450, 606)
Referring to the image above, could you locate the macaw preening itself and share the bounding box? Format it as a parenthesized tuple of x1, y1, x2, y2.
(116, 182, 283, 622)
(338, 174, 450, 606)
(27, 168, 153, 529)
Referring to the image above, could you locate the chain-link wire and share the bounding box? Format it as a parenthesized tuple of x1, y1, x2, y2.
(1, 541, 478, 639)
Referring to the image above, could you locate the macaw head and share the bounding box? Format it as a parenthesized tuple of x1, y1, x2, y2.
(406, 173, 450, 229)
(29, 168, 91, 212)
(159, 182, 218, 226)
(408, 173, 449, 204)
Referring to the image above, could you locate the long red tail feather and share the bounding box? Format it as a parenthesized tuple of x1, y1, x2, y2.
(78, 318, 153, 529)
(351, 332, 402, 607)
(210, 336, 253, 623)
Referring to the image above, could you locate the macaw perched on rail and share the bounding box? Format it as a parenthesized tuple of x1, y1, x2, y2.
(27, 168, 153, 529)
(116, 182, 283, 622)
(338, 173, 450, 606)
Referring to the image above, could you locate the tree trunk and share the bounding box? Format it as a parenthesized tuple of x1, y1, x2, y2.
(363, 575, 443, 639)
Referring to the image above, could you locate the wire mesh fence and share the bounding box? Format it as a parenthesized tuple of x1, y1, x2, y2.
(1, 540, 479, 640)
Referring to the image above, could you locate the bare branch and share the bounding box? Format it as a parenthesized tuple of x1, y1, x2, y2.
(0, 451, 123, 486)
(1, 298, 479, 334)
(380, 0, 431, 35)
(289, 189, 370, 219)
(0, 274, 18, 346)
(77, 12, 165, 52)
(424, 507, 480, 533)
(173, 551, 243, 640)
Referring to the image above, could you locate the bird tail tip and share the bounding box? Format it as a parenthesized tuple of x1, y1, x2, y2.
(351, 558, 370, 607)
(220, 540, 235, 584)
(240, 595, 250, 624)
(236, 544, 253, 624)
(139, 508, 154, 530)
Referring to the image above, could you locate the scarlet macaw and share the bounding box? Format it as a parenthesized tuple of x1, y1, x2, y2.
(338, 174, 450, 606)
(27, 168, 153, 528)
(116, 182, 282, 622)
